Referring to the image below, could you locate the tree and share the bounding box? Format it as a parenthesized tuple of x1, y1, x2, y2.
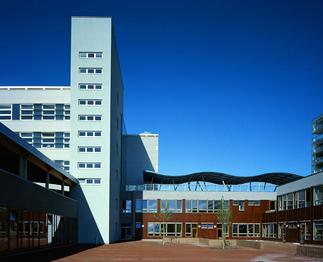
(216, 196, 232, 248)
(154, 200, 173, 244)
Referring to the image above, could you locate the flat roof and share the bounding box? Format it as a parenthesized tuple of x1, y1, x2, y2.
(0, 122, 78, 185)
(0, 86, 70, 90)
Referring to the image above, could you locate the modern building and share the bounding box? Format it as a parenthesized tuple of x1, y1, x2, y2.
(1, 15, 323, 257)
(313, 115, 323, 174)
(0, 122, 78, 254)
(0, 16, 123, 245)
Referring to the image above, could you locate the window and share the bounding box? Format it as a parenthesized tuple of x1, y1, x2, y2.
(78, 130, 102, 137)
(78, 99, 102, 106)
(54, 160, 70, 173)
(143, 200, 157, 213)
(198, 200, 207, 213)
(78, 178, 101, 185)
(248, 200, 260, 206)
(262, 223, 276, 238)
(79, 67, 103, 74)
(232, 223, 260, 237)
(186, 199, 228, 213)
(19, 104, 70, 120)
(314, 221, 323, 240)
(18, 132, 70, 149)
(200, 223, 213, 230)
(314, 186, 323, 206)
(78, 162, 101, 169)
(269, 200, 276, 211)
(78, 146, 101, 153)
(287, 193, 293, 209)
(233, 200, 245, 211)
(161, 200, 182, 213)
(122, 200, 132, 214)
(217, 223, 229, 237)
(135, 199, 143, 213)
(148, 223, 181, 237)
(79, 83, 102, 90)
(0, 104, 12, 120)
(78, 115, 102, 121)
(79, 52, 103, 58)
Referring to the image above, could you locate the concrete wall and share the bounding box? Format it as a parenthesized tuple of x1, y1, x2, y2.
(122, 133, 159, 186)
(109, 24, 124, 243)
(70, 16, 113, 244)
(0, 88, 71, 162)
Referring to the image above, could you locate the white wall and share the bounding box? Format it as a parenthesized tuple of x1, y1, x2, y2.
(122, 133, 159, 186)
(70, 17, 122, 244)
(277, 172, 323, 195)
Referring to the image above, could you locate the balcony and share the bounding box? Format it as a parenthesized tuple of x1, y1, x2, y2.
(313, 136, 323, 146)
(313, 116, 323, 134)
(313, 144, 323, 154)
(313, 156, 323, 165)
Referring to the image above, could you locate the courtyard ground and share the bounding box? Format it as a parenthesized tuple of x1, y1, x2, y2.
(54, 240, 322, 262)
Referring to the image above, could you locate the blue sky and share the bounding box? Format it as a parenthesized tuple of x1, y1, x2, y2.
(0, 0, 322, 176)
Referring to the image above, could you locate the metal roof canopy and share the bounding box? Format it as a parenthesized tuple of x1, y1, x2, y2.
(0, 122, 78, 186)
(144, 170, 302, 186)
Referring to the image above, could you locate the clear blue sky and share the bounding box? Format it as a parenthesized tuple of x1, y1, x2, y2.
(0, 0, 322, 176)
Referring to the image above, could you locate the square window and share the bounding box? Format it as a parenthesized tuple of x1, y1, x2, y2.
(95, 69, 102, 74)
(88, 69, 94, 74)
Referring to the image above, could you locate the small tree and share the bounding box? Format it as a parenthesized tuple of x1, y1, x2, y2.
(154, 200, 173, 244)
(216, 196, 232, 248)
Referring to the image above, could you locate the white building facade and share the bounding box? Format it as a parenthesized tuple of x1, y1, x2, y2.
(0, 17, 123, 244)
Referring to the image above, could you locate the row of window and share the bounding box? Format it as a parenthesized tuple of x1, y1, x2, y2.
(78, 130, 102, 137)
(79, 83, 102, 90)
(278, 185, 323, 211)
(123, 200, 266, 214)
(78, 146, 101, 153)
(79, 99, 102, 106)
(19, 132, 70, 149)
(78, 178, 102, 185)
(78, 115, 102, 121)
(79, 52, 103, 58)
(77, 162, 101, 169)
(232, 223, 260, 237)
(79, 67, 102, 74)
(0, 104, 70, 120)
(0, 105, 11, 120)
(129, 199, 261, 214)
(146, 222, 259, 238)
(262, 221, 323, 241)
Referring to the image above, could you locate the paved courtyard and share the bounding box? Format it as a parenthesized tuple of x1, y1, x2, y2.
(54, 240, 322, 262)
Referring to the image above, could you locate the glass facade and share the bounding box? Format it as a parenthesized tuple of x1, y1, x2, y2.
(0, 206, 76, 254)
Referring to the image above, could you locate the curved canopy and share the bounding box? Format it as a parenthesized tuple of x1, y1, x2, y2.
(144, 171, 302, 186)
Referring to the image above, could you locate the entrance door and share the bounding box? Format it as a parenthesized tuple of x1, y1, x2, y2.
(192, 224, 198, 238)
(218, 228, 222, 239)
(299, 223, 305, 244)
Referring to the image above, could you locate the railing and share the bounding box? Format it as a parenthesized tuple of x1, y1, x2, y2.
(125, 182, 277, 192)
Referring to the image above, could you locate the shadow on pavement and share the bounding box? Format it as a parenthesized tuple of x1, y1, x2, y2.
(0, 244, 100, 261)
